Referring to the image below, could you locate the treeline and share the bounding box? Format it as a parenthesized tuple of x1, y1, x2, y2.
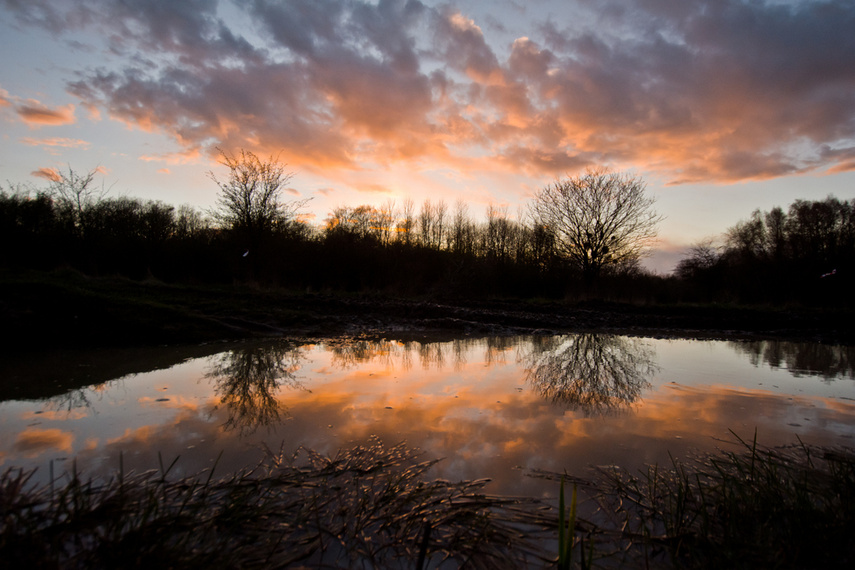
(0, 186, 580, 298)
(676, 196, 853, 306)
(1, 168, 853, 306)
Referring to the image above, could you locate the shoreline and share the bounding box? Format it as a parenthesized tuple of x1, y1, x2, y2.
(2, 269, 853, 351)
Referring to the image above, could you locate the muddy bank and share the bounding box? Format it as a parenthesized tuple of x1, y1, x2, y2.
(2, 270, 852, 350)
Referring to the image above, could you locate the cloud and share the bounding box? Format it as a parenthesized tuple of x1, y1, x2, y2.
(20, 136, 90, 149)
(16, 100, 76, 127)
(0, 86, 11, 107)
(8, 0, 855, 185)
(31, 167, 61, 182)
(360, 184, 394, 194)
(139, 147, 202, 164)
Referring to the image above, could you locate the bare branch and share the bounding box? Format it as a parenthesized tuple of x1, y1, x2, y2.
(530, 168, 662, 281)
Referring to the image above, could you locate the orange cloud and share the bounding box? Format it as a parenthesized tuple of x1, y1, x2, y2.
(20, 136, 90, 149)
(31, 167, 61, 182)
(17, 100, 75, 127)
(12, 0, 851, 187)
(139, 147, 202, 164)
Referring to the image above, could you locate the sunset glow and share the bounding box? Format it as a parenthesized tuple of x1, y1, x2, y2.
(1, 336, 853, 497)
(2, 0, 855, 271)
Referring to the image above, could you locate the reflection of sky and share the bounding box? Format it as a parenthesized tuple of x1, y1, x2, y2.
(1, 336, 854, 498)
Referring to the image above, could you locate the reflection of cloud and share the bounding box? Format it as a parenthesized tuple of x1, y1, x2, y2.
(2, 0, 851, 183)
(14, 428, 74, 457)
(7, 335, 855, 500)
(137, 395, 200, 410)
(21, 409, 88, 421)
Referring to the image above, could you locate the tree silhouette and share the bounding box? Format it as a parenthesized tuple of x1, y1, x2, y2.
(47, 166, 108, 237)
(209, 148, 309, 246)
(531, 168, 661, 286)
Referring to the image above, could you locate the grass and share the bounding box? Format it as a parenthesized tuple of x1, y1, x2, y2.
(577, 432, 855, 569)
(2, 435, 854, 568)
(0, 439, 554, 569)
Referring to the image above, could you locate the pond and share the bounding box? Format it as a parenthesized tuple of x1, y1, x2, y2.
(2, 334, 854, 497)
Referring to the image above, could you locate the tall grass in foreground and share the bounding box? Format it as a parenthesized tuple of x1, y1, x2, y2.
(2, 435, 854, 568)
(0, 439, 554, 569)
(577, 433, 855, 569)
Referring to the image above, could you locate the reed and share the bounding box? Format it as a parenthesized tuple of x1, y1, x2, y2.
(584, 432, 855, 568)
(0, 439, 555, 569)
(3, 434, 853, 568)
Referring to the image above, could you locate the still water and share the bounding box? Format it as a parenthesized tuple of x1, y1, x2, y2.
(2, 334, 854, 496)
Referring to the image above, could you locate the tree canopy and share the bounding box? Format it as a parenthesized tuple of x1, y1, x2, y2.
(530, 168, 662, 282)
(209, 148, 308, 243)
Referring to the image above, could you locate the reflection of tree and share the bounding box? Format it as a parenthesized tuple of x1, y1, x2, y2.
(44, 388, 94, 413)
(205, 342, 306, 434)
(326, 339, 401, 370)
(729, 340, 855, 381)
(522, 334, 657, 414)
(325, 338, 482, 372)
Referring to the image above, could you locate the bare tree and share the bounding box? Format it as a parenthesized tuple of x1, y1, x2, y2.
(378, 199, 396, 246)
(530, 168, 662, 283)
(450, 198, 474, 255)
(675, 239, 720, 280)
(432, 199, 448, 249)
(400, 198, 415, 245)
(418, 199, 434, 247)
(47, 166, 108, 235)
(209, 148, 308, 244)
(325, 204, 378, 241)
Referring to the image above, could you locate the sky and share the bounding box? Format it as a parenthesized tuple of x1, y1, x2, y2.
(1, 0, 854, 273)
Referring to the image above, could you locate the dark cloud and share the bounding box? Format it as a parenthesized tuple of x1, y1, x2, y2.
(6, 0, 855, 183)
(433, 8, 500, 82)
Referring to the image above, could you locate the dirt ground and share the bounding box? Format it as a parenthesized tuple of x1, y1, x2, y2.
(2, 270, 852, 350)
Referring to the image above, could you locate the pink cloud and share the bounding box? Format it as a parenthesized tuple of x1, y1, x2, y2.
(31, 167, 62, 182)
(17, 101, 76, 127)
(139, 148, 202, 164)
(8, 0, 853, 185)
(20, 136, 90, 149)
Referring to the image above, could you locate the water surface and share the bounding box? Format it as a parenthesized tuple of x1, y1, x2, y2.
(2, 334, 853, 497)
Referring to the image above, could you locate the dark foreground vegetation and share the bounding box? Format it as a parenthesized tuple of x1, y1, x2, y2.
(2, 436, 853, 569)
